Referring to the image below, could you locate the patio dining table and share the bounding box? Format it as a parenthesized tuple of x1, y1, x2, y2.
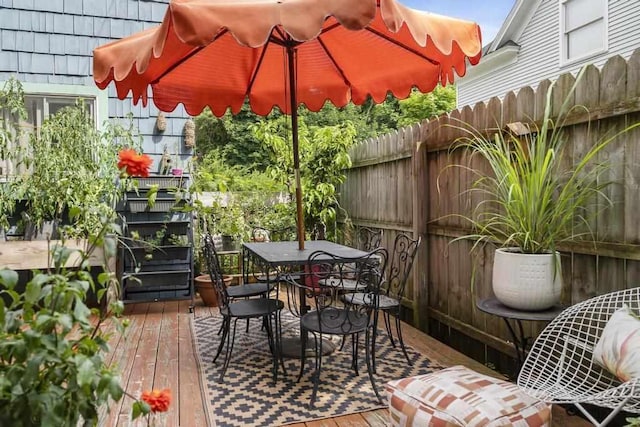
(242, 240, 370, 358)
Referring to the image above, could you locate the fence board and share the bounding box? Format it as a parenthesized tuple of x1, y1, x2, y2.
(339, 48, 640, 374)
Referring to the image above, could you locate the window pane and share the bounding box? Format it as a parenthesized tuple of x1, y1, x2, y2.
(567, 19, 605, 59)
(24, 96, 42, 134)
(47, 98, 77, 117)
(565, 0, 604, 32)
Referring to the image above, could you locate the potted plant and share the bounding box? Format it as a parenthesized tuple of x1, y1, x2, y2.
(454, 71, 640, 311)
(213, 198, 247, 251)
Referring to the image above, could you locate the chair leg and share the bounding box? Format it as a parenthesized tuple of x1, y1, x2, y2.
(297, 328, 307, 382)
(309, 333, 322, 408)
(394, 311, 412, 366)
(265, 313, 278, 384)
(384, 311, 395, 348)
(365, 327, 382, 403)
(276, 311, 287, 376)
(219, 318, 238, 382)
(371, 309, 380, 373)
(339, 335, 346, 351)
(351, 333, 359, 376)
(264, 315, 275, 355)
(213, 317, 229, 363)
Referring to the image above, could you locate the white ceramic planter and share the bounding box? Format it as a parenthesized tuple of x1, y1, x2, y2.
(492, 248, 562, 311)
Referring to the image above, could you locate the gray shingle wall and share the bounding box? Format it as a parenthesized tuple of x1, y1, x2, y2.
(0, 0, 191, 171)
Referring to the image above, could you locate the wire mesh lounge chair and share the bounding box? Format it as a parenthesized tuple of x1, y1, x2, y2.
(517, 287, 640, 426)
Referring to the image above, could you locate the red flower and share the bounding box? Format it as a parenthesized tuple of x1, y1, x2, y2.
(118, 149, 152, 177)
(141, 388, 171, 413)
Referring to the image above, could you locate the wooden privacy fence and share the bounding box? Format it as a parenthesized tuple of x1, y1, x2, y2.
(339, 49, 640, 368)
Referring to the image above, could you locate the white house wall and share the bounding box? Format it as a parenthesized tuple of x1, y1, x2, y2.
(0, 0, 192, 172)
(458, 0, 640, 108)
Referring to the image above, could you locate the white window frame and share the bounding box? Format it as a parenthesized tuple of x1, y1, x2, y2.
(0, 82, 108, 178)
(559, 0, 608, 67)
(16, 82, 108, 131)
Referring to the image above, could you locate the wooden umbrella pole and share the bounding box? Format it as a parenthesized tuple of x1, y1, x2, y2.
(287, 45, 305, 250)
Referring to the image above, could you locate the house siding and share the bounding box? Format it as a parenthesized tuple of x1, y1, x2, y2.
(0, 0, 192, 172)
(458, 0, 640, 109)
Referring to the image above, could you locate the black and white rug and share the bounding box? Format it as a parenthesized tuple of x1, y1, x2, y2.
(191, 310, 444, 426)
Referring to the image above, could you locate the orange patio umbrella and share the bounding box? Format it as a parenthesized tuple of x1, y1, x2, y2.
(93, 0, 482, 250)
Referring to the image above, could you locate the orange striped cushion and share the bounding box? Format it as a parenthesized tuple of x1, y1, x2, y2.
(386, 365, 551, 426)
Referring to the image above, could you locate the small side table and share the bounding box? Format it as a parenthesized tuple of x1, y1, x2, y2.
(476, 297, 565, 375)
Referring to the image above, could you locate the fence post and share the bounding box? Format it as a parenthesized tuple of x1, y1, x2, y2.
(412, 123, 429, 332)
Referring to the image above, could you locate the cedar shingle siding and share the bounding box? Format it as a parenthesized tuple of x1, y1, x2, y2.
(0, 0, 192, 170)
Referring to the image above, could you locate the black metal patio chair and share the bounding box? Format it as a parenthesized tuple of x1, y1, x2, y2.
(286, 247, 388, 406)
(354, 226, 383, 252)
(342, 233, 421, 368)
(203, 234, 285, 383)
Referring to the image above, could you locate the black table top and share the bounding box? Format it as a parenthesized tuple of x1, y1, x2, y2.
(476, 297, 565, 321)
(242, 240, 369, 266)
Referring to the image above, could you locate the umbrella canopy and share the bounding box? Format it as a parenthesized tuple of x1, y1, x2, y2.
(93, 0, 483, 249)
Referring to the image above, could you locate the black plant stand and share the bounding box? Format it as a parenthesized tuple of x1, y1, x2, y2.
(476, 297, 564, 378)
(119, 175, 194, 304)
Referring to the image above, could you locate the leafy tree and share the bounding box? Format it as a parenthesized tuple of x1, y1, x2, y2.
(191, 149, 283, 193)
(192, 86, 456, 240)
(398, 85, 456, 127)
(194, 105, 272, 171)
(194, 109, 228, 155)
(253, 116, 356, 238)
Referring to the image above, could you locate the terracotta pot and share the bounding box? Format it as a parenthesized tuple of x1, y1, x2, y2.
(194, 274, 232, 307)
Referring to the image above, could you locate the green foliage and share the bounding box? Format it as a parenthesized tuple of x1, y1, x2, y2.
(0, 79, 152, 426)
(0, 220, 129, 427)
(0, 78, 28, 227)
(451, 69, 640, 254)
(0, 79, 140, 237)
(191, 149, 283, 193)
(253, 116, 355, 237)
(194, 106, 271, 170)
(627, 417, 640, 426)
(194, 88, 457, 170)
(398, 86, 456, 127)
(192, 84, 457, 241)
(22, 102, 138, 237)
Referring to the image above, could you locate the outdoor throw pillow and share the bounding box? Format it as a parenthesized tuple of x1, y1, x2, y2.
(592, 305, 640, 382)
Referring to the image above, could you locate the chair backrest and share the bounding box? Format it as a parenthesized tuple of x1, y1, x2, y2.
(355, 227, 383, 252)
(386, 233, 421, 299)
(304, 248, 388, 310)
(202, 233, 231, 308)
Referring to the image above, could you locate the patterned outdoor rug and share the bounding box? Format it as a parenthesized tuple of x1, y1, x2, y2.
(191, 310, 445, 427)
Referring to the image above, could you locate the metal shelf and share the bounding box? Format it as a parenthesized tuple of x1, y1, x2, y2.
(119, 177, 194, 304)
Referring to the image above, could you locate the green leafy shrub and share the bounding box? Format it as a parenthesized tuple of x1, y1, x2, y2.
(0, 222, 126, 426)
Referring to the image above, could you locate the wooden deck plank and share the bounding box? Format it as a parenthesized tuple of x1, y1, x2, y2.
(102, 312, 124, 368)
(178, 300, 209, 427)
(304, 418, 339, 427)
(116, 302, 164, 427)
(100, 298, 591, 427)
(101, 302, 150, 427)
(359, 409, 389, 426)
(155, 300, 181, 427)
(330, 413, 371, 426)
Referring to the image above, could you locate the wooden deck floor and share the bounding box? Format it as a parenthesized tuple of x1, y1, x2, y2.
(100, 298, 590, 427)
